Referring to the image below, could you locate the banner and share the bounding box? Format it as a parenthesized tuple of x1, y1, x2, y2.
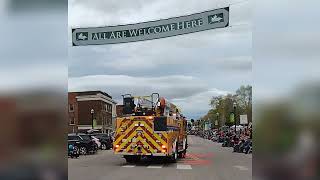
(72, 7, 229, 46)
(93, 119, 97, 129)
(230, 113, 234, 123)
(240, 115, 248, 124)
(204, 122, 211, 131)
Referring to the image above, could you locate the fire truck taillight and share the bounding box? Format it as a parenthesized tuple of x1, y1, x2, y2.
(161, 145, 166, 149)
(115, 145, 119, 148)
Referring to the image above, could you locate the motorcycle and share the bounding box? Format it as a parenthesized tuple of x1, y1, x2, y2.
(233, 139, 252, 153)
(222, 136, 231, 147)
(68, 144, 80, 158)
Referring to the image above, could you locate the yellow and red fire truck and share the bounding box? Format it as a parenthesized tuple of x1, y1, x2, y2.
(113, 93, 188, 163)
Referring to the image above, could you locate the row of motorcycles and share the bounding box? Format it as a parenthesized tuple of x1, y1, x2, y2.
(190, 129, 252, 154)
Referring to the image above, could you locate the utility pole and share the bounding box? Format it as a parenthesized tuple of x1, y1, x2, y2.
(91, 109, 94, 129)
(233, 102, 237, 134)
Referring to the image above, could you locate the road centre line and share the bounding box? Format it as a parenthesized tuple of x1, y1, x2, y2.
(233, 165, 249, 171)
(122, 165, 136, 168)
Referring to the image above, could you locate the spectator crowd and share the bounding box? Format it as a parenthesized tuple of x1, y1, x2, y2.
(188, 126, 252, 154)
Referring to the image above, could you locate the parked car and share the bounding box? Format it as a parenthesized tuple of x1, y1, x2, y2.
(68, 134, 97, 155)
(78, 134, 99, 152)
(91, 133, 113, 150)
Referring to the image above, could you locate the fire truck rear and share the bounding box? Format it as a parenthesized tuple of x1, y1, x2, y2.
(113, 93, 188, 163)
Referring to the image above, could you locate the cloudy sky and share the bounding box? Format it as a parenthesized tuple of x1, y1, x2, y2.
(253, 0, 320, 104)
(68, 0, 252, 119)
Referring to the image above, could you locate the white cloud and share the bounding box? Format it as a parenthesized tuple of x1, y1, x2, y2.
(68, 74, 231, 119)
(171, 88, 229, 119)
(69, 27, 251, 73)
(253, 0, 320, 102)
(68, 74, 208, 100)
(0, 63, 67, 93)
(69, 0, 249, 28)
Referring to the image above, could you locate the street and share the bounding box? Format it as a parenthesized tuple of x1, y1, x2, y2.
(68, 135, 252, 180)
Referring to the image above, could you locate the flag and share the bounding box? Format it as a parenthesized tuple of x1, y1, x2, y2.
(93, 119, 97, 128)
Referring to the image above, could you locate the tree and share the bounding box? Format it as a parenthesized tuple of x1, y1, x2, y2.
(210, 95, 223, 110)
(209, 94, 236, 126)
(207, 85, 252, 126)
(235, 85, 252, 108)
(235, 85, 252, 123)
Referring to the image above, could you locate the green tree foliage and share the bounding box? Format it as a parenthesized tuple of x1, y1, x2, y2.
(200, 85, 252, 127)
(235, 85, 252, 122)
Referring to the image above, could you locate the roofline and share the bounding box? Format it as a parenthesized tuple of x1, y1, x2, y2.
(68, 90, 112, 99)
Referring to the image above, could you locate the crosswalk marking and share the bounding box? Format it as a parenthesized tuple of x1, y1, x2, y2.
(147, 165, 163, 168)
(233, 165, 249, 171)
(122, 165, 136, 168)
(178, 153, 211, 165)
(177, 164, 192, 170)
(121, 164, 193, 170)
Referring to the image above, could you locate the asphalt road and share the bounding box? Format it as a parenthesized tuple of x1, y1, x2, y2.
(68, 135, 252, 180)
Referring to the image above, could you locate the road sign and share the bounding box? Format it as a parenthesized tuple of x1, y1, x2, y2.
(240, 115, 248, 125)
(72, 7, 229, 46)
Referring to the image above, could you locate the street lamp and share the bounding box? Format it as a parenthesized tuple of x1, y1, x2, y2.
(233, 102, 237, 134)
(90, 109, 94, 129)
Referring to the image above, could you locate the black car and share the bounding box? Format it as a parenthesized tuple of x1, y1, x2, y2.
(68, 134, 97, 155)
(91, 133, 113, 150)
(78, 134, 99, 152)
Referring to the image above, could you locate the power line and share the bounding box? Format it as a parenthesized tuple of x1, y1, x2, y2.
(229, 0, 251, 7)
(214, 0, 250, 10)
(229, 23, 251, 28)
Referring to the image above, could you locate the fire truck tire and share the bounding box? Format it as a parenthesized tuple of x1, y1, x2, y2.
(178, 150, 186, 158)
(124, 155, 140, 163)
(169, 142, 178, 162)
(179, 138, 187, 158)
(180, 150, 187, 158)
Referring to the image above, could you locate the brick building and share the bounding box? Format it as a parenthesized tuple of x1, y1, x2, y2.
(68, 91, 117, 134)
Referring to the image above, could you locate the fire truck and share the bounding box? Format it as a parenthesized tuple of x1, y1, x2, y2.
(113, 93, 188, 163)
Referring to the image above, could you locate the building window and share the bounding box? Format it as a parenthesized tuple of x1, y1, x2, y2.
(106, 104, 108, 112)
(107, 104, 112, 112)
(108, 117, 112, 125)
(70, 117, 75, 125)
(69, 104, 74, 112)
